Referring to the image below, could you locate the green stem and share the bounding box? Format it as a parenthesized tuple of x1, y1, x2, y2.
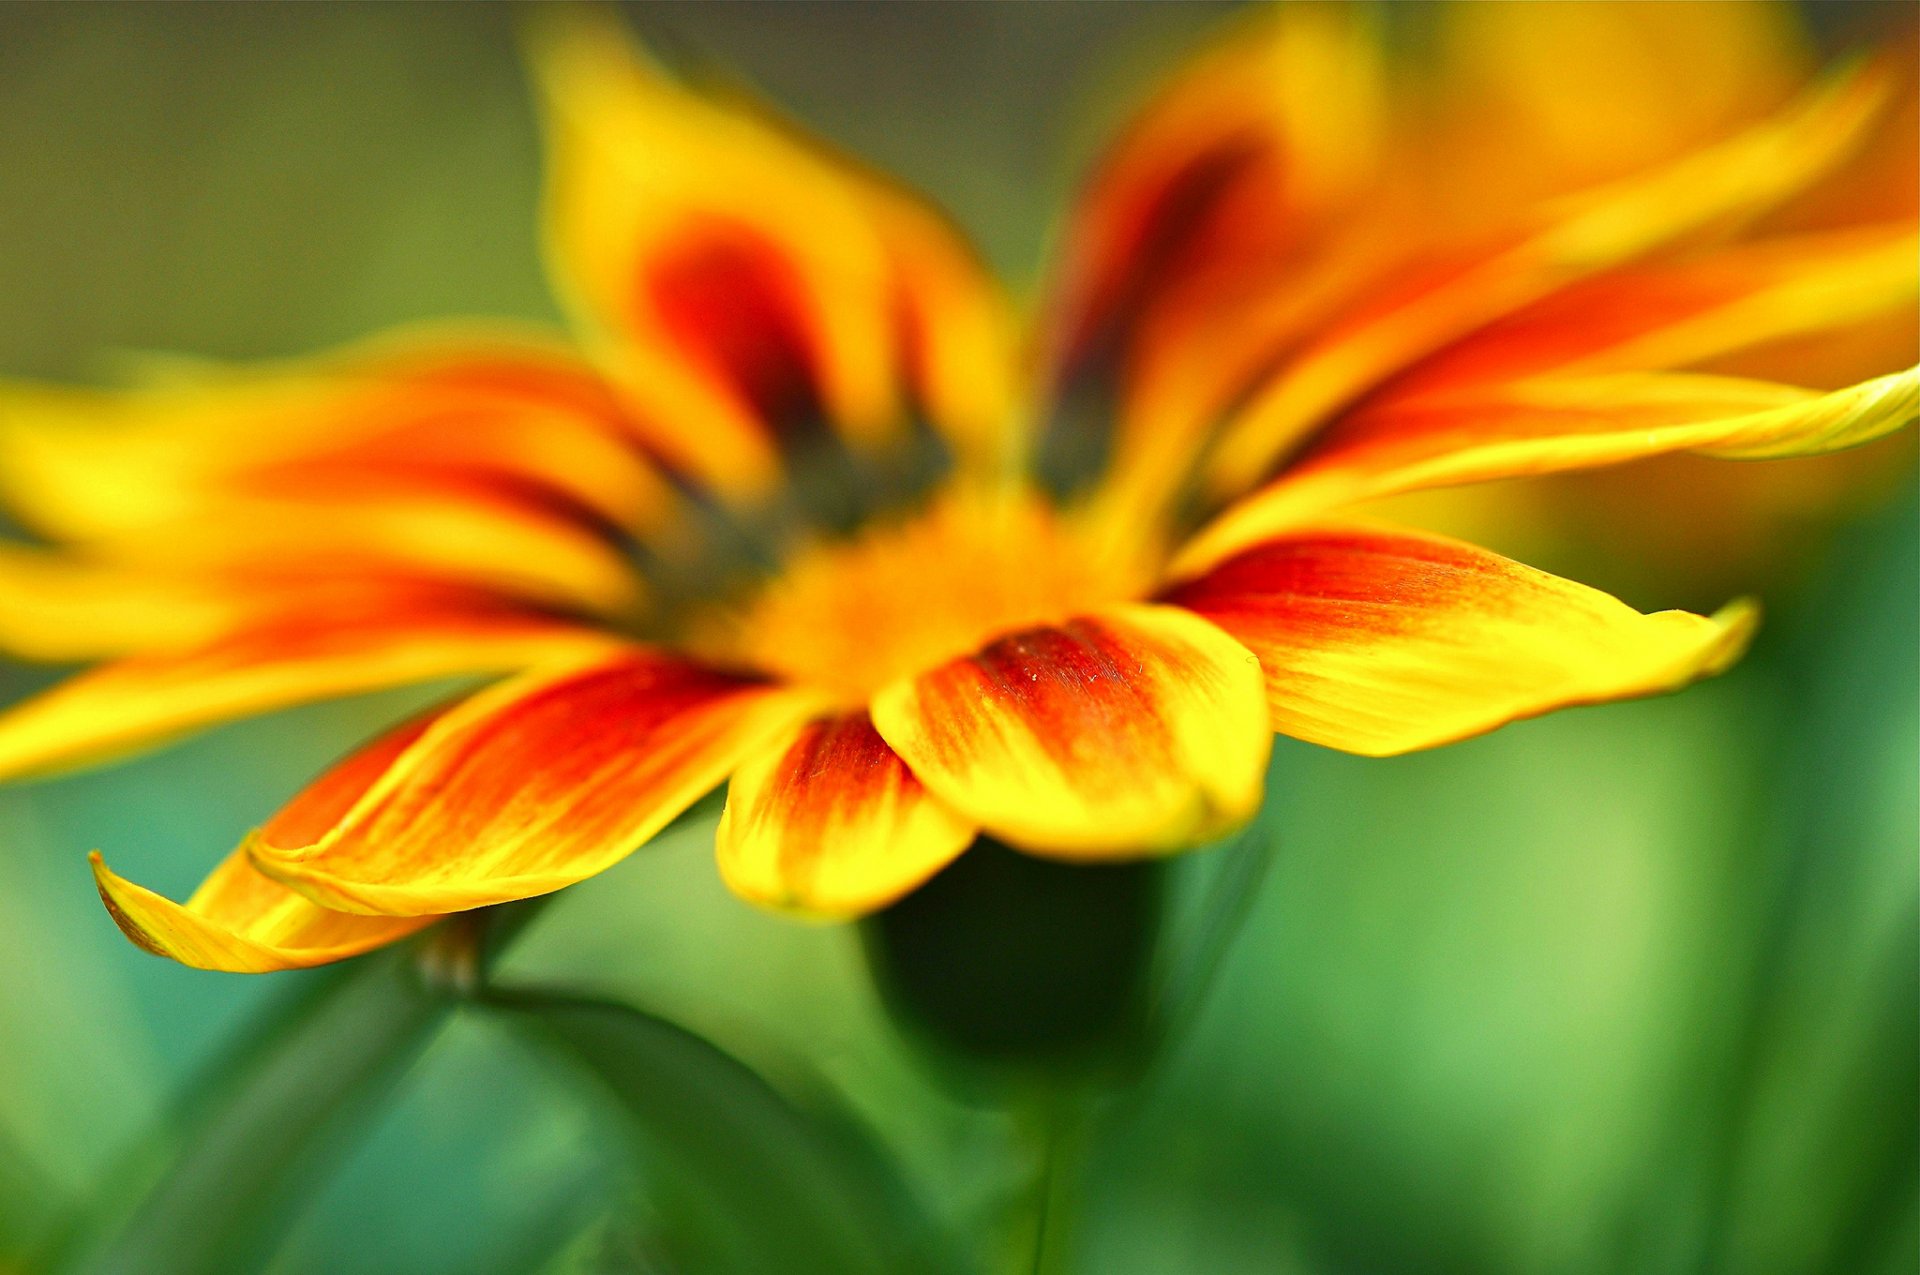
(50, 901, 548, 1275)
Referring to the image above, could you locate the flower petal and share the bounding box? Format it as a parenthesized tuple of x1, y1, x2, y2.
(1162, 523, 1757, 757)
(1179, 367, 1919, 572)
(1055, 6, 1393, 526)
(1380, 224, 1920, 390)
(869, 604, 1270, 859)
(716, 711, 974, 918)
(0, 546, 253, 661)
(0, 331, 662, 613)
(528, 9, 1014, 492)
(250, 651, 814, 915)
(0, 587, 614, 780)
(1200, 57, 1893, 498)
(91, 714, 445, 972)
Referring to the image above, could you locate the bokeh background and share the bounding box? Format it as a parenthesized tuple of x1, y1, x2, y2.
(0, 4, 1913, 1273)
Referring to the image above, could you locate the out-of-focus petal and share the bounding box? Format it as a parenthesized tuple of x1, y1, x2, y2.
(1382, 224, 1920, 389)
(91, 714, 446, 972)
(1054, 6, 1392, 525)
(1201, 59, 1894, 498)
(1429, 0, 1806, 222)
(716, 711, 974, 917)
(0, 330, 663, 613)
(869, 604, 1270, 859)
(0, 328, 670, 539)
(1180, 368, 1918, 572)
(1162, 523, 1756, 757)
(0, 587, 616, 780)
(528, 9, 1016, 492)
(250, 650, 814, 915)
(0, 546, 252, 661)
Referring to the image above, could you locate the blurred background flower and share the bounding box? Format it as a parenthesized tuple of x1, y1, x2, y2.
(0, 4, 1912, 1273)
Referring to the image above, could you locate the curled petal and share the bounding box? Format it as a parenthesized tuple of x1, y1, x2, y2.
(1179, 367, 1919, 572)
(91, 714, 445, 972)
(251, 651, 815, 916)
(0, 588, 615, 780)
(717, 711, 974, 918)
(1162, 523, 1757, 757)
(869, 604, 1270, 859)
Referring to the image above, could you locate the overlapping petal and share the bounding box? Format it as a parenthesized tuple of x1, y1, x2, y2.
(0, 585, 615, 780)
(869, 604, 1269, 858)
(90, 714, 445, 972)
(1162, 524, 1756, 757)
(716, 711, 974, 917)
(529, 8, 1015, 494)
(250, 650, 814, 915)
(1200, 57, 1894, 498)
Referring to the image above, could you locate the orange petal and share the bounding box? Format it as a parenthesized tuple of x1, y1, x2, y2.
(1162, 523, 1757, 757)
(1179, 367, 1918, 572)
(716, 711, 974, 918)
(91, 713, 445, 972)
(528, 9, 1013, 492)
(868, 604, 1270, 860)
(0, 587, 616, 780)
(250, 651, 814, 915)
(1200, 57, 1893, 498)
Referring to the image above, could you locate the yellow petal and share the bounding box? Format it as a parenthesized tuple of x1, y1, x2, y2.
(869, 604, 1270, 859)
(0, 589, 616, 780)
(91, 713, 447, 972)
(250, 650, 814, 915)
(716, 711, 975, 918)
(0, 546, 250, 661)
(1433, 0, 1805, 208)
(1162, 523, 1757, 757)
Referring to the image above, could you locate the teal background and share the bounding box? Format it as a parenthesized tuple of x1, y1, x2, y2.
(0, 4, 1913, 1272)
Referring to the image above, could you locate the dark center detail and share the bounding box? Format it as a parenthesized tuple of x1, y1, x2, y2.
(862, 837, 1165, 1072)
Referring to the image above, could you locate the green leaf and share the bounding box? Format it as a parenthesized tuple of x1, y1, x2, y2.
(50, 944, 456, 1275)
(489, 989, 966, 1275)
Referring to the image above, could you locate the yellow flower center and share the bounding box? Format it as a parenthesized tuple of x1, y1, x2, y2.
(681, 488, 1150, 703)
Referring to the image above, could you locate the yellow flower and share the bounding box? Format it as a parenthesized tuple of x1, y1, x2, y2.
(1, 4, 1912, 972)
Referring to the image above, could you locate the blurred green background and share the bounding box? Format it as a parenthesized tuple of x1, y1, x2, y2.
(0, 4, 1912, 1273)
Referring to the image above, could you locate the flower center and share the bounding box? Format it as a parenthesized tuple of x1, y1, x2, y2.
(679, 488, 1149, 703)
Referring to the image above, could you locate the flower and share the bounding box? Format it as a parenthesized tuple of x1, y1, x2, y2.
(1, 4, 1912, 972)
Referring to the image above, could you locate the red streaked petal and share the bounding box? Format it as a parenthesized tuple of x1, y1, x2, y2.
(0, 589, 616, 780)
(90, 713, 446, 972)
(716, 711, 974, 917)
(869, 604, 1270, 860)
(250, 650, 816, 916)
(1162, 523, 1757, 757)
(530, 10, 1013, 492)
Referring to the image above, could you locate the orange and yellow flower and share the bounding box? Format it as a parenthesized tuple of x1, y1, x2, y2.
(1, 4, 1912, 971)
